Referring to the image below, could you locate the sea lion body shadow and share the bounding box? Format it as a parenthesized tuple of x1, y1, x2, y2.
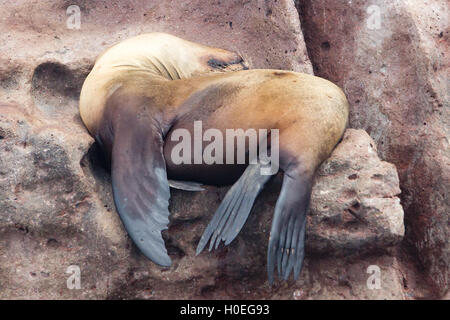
(79, 33, 349, 283)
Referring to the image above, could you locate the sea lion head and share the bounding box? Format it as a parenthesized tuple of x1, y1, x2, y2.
(92, 33, 249, 80)
(164, 34, 249, 77)
(142, 33, 249, 78)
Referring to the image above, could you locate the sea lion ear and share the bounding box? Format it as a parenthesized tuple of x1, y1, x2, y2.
(108, 100, 172, 267)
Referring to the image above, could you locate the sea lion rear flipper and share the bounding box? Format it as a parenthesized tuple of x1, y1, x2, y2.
(267, 169, 312, 284)
(110, 113, 172, 267)
(168, 180, 205, 191)
(196, 163, 272, 255)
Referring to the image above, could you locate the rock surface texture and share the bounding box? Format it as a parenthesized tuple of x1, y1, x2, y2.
(296, 0, 449, 296)
(0, 0, 440, 299)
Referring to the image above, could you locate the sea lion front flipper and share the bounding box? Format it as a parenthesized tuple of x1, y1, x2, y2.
(196, 163, 272, 255)
(267, 168, 312, 284)
(110, 112, 172, 267)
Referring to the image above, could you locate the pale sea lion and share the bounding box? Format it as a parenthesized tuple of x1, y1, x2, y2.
(79, 33, 349, 283)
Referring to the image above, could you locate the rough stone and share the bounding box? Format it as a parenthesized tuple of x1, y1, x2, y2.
(0, 105, 405, 299)
(308, 129, 404, 255)
(0, 0, 414, 299)
(297, 0, 449, 296)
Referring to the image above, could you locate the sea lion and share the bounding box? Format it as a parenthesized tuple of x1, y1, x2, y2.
(79, 33, 349, 283)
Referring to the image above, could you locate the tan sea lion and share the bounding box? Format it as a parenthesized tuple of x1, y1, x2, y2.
(79, 33, 349, 283)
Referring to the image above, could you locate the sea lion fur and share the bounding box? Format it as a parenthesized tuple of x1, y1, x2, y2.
(79, 33, 349, 283)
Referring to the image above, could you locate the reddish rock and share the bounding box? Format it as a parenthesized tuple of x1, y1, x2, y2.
(297, 0, 449, 296)
(0, 106, 406, 299)
(0, 0, 414, 299)
(308, 129, 404, 255)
